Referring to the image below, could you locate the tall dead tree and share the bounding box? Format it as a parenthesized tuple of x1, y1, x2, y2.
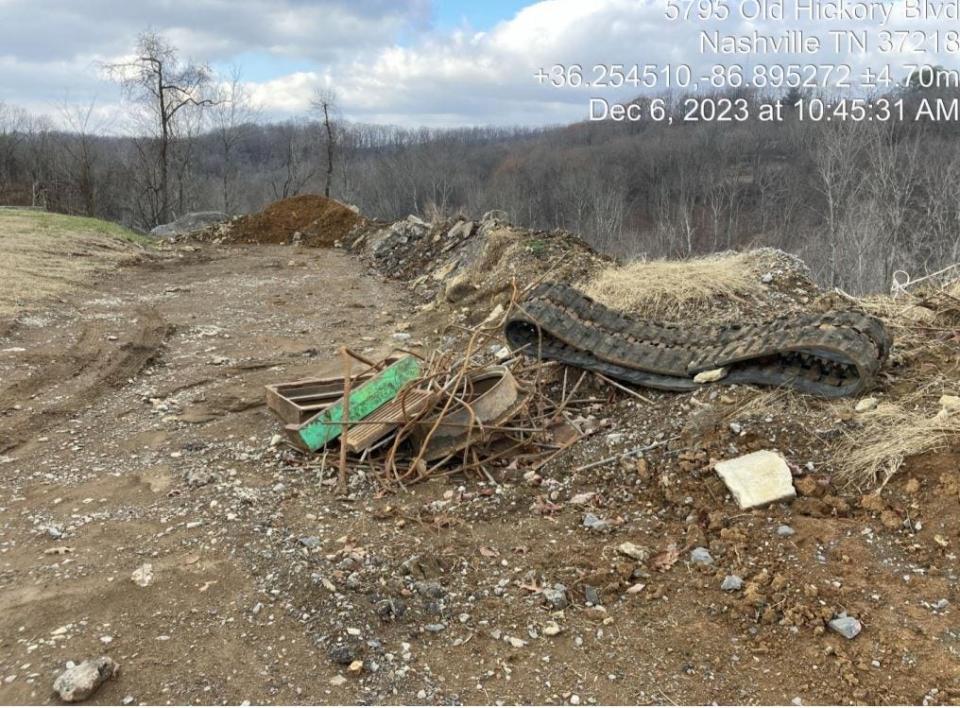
(104, 31, 216, 225)
(311, 88, 338, 198)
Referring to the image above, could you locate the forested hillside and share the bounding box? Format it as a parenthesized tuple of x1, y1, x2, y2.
(2, 81, 959, 293)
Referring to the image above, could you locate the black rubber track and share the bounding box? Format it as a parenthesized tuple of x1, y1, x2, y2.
(504, 283, 892, 398)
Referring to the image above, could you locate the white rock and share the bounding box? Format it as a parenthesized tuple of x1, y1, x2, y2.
(828, 614, 862, 639)
(53, 656, 119, 702)
(542, 621, 562, 636)
(714, 450, 796, 510)
(693, 367, 728, 384)
(130, 563, 154, 588)
(855, 397, 878, 413)
(329, 675, 346, 686)
(482, 304, 505, 327)
(269, 433, 284, 447)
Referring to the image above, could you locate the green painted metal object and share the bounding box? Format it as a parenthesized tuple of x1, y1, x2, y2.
(288, 356, 422, 452)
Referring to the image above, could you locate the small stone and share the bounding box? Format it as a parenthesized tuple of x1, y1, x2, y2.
(298, 536, 320, 548)
(721, 575, 743, 591)
(605, 432, 626, 446)
(729, 422, 743, 435)
(626, 583, 646, 594)
(130, 563, 153, 588)
(714, 450, 796, 509)
(269, 433, 284, 447)
(569, 492, 597, 506)
(542, 621, 562, 636)
(582, 513, 609, 532)
(855, 397, 878, 413)
(617, 542, 648, 561)
(347, 660, 363, 674)
(584, 585, 601, 606)
(828, 614, 862, 639)
(45, 525, 63, 540)
(761, 272, 774, 284)
(570, 694, 581, 705)
(424, 623, 446, 633)
(329, 675, 347, 686)
(689, 547, 714, 565)
(328, 645, 357, 665)
(777, 524, 795, 537)
(392, 332, 412, 343)
(506, 636, 527, 648)
(122, 696, 135, 705)
(53, 656, 119, 702)
(693, 367, 728, 384)
(543, 584, 569, 610)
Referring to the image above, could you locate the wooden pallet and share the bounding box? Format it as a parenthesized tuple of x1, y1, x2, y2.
(264, 357, 401, 425)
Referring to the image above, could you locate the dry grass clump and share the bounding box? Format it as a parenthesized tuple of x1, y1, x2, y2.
(581, 251, 766, 318)
(834, 397, 960, 490)
(0, 210, 145, 317)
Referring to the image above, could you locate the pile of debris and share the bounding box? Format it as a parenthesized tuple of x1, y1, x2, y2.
(350, 212, 609, 327)
(264, 297, 590, 493)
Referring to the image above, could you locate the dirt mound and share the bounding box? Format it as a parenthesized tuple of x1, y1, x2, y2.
(223, 194, 362, 247)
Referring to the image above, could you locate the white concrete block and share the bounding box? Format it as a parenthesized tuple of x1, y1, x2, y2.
(714, 450, 796, 509)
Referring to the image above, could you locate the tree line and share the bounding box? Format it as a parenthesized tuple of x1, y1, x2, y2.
(2, 31, 959, 294)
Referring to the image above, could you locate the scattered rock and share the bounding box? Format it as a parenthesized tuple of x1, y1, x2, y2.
(693, 367, 728, 383)
(582, 513, 610, 532)
(53, 656, 119, 702)
(584, 585, 601, 605)
(569, 492, 597, 506)
(543, 584, 569, 610)
(776, 524, 796, 537)
(45, 525, 63, 540)
(828, 614, 862, 639)
(617, 542, 648, 561)
(689, 547, 714, 565)
(328, 644, 357, 665)
(714, 450, 797, 509)
(150, 211, 226, 240)
(542, 621, 562, 636)
(130, 563, 154, 588)
(855, 397, 878, 413)
(721, 575, 743, 591)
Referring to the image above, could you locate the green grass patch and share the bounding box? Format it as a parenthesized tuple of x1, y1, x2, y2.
(0, 208, 152, 246)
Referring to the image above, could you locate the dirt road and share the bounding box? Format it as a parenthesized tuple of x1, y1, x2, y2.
(0, 244, 415, 704)
(1, 241, 959, 705)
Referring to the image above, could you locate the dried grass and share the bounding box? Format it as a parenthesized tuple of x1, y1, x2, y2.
(581, 251, 766, 318)
(0, 210, 145, 317)
(834, 397, 960, 490)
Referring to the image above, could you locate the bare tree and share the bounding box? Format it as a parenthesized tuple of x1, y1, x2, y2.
(311, 88, 338, 198)
(58, 100, 103, 215)
(104, 31, 216, 224)
(213, 66, 258, 214)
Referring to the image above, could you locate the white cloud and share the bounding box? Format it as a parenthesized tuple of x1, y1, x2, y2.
(4, 0, 960, 129)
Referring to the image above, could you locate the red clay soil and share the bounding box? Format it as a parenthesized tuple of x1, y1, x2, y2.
(226, 194, 362, 247)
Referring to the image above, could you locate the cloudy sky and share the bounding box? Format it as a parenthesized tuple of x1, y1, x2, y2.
(1, 0, 955, 130)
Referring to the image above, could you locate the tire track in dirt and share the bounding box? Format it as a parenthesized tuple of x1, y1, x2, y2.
(0, 307, 171, 453)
